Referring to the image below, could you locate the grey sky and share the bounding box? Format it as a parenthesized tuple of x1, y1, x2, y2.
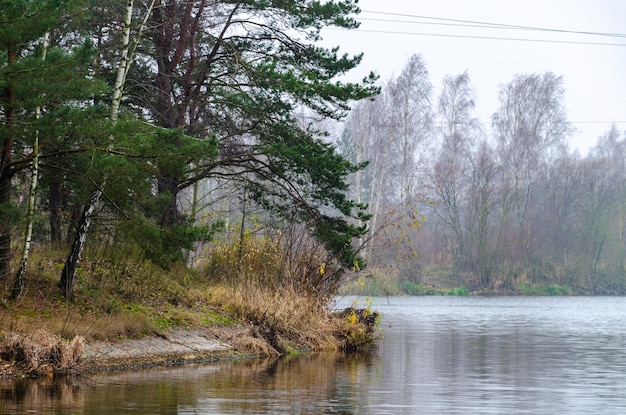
(321, 0, 626, 154)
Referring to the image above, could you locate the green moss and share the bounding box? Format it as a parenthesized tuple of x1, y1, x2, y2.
(201, 310, 236, 327)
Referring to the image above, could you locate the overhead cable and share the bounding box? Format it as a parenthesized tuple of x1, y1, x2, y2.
(360, 10, 626, 39)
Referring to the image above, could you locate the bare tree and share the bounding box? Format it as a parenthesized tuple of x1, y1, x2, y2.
(572, 125, 626, 291)
(386, 54, 433, 205)
(534, 151, 583, 275)
(492, 72, 571, 267)
(430, 72, 483, 274)
(465, 141, 508, 288)
(342, 90, 395, 261)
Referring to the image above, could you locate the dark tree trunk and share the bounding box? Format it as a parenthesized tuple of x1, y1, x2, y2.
(48, 177, 64, 244)
(59, 189, 101, 299)
(150, 1, 196, 259)
(0, 49, 15, 282)
(0, 173, 12, 282)
(66, 202, 82, 244)
(158, 172, 181, 229)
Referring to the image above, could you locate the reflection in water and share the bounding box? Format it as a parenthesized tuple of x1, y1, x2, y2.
(1, 376, 85, 414)
(1, 352, 381, 414)
(2, 296, 626, 414)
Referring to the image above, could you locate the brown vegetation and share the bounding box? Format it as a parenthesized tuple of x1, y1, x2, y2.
(0, 241, 379, 378)
(0, 329, 84, 377)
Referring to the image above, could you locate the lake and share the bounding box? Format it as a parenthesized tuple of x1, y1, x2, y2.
(2, 296, 626, 414)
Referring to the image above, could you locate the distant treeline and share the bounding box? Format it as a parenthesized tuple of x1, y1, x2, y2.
(339, 54, 626, 294)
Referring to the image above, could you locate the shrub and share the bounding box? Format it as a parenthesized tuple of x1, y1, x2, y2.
(205, 230, 344, 301)
(546, 283, 572, 296)
(401, 279, 425, 295)
(0, 329, 84, 376)
(447, 286, 469, 296)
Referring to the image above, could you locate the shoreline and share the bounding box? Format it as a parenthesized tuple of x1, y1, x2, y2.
(1, 325, 275, 379)
(77, 328, 238, 374)
(1, 305, 380, 379)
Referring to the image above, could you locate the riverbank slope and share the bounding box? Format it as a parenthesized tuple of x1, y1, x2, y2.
(0, 246, 379, 378)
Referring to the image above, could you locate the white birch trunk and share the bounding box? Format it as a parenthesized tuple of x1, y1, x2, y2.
(12, 33, 49, 299)
(110, 0, 134, 121)
(60, 0, 155, 298)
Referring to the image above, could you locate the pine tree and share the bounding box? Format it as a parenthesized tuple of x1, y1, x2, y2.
(0, 0, 104, 291)
(0, 0, 73, 282)
(58, 0, 156, 299)
(121, 0, 378, 266)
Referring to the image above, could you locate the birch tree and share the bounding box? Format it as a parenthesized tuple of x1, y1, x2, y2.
(430, 72, 482, 272)
(342, 91, 394, 261)
(11, 33, 49, 299)
(59, 0, 155, 299)
(572, 126, 626, 290)
(386, 54, 433, 205)
(492, 72, 571, 266)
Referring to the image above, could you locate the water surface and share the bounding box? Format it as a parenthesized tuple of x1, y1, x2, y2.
(2, 296, 626, 414)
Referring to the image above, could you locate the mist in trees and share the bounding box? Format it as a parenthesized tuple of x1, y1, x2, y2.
(340, 53, 626, 294)
(1, 0, 378, 300)
(2, 1, 625, 299)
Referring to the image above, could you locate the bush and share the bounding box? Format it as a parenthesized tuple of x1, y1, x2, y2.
(205, 231, 344, 301)
(447, 286, 469, 296)
(516, 282, 572, 296)
(0, 329, 84, 376)
(546, 283, 572, 296)
(401, 279, 425, 295)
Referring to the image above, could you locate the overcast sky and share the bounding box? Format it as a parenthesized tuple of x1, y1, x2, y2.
(321, 0, 626, 155)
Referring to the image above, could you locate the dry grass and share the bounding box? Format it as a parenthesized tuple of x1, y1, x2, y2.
(0, 239, 379, 376)
(202, 233, 381, 352)
(209, 282, 378, 353)
(0, 328, 84, 376)
(204, 230, 346, 301)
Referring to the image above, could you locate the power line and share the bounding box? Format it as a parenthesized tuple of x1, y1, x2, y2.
(569, 121, 626, 124)
(330, 10, 626, 47)
(430, 120, 626, 125)
(357, 17, 626, 40)
(326, 27, 626, 47)
(360, 10, 626, 39)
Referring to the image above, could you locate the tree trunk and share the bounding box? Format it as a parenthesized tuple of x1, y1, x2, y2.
(158, 172, 181, 229)
(12, 33, 49, 299)
(12, 144, 39, 299)
(0, 47, 16, 283)
(59, 189, 102, 299)
(59, 0, 140, 298)
(48, 177, 64, 244)
(0, 174, 12, 282)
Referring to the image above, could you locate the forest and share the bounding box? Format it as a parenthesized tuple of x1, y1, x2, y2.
(0, 0, 389, 365)
(0, 0, 380, 300)
(338, 54, 626, 295)
(1, 0, 625, 315)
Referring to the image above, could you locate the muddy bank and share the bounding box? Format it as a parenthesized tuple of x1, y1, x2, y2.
(1, 326, 267, 379)
(78, 328, 236, 373)
(1, 307, 379, 379)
